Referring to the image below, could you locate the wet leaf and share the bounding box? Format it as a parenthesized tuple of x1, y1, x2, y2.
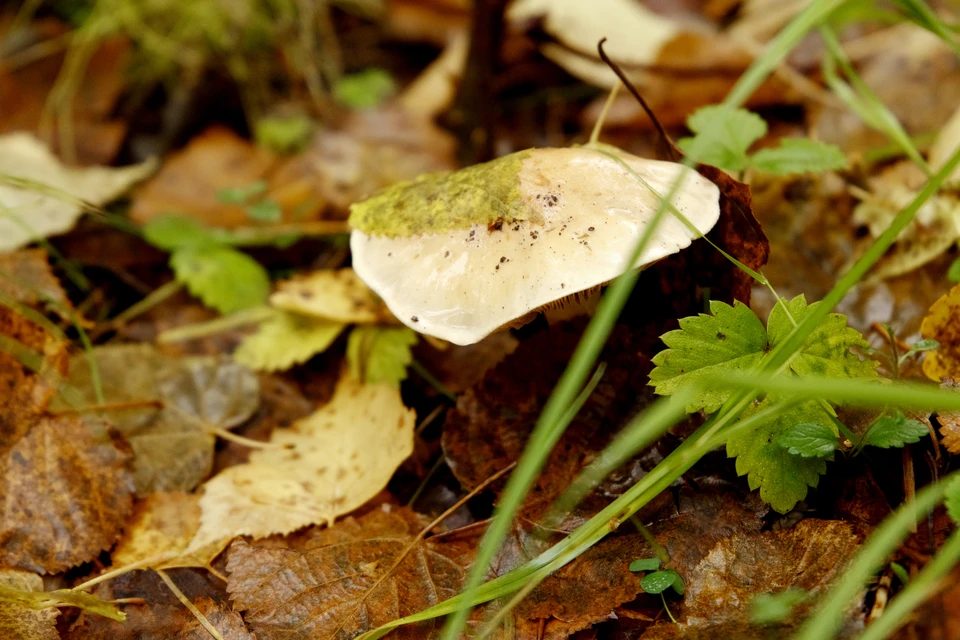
(347, 326, 418, 387)
(188, 375, 415, 548)
(270, 268, 390, 324)
(644, 520, 863, 638)
(170, 245, 270, 314)
(233, 310, 346, 372)
(0, 569, 59, 640)
(56, 344, 260, 495)
(226, 506, 462, 640)
(921, 283, 960, 381)
(0, 133, 154, 251)
(864, 411, 928, 448)
(0, 415, 134, 573)
(640, 569, 684, 595)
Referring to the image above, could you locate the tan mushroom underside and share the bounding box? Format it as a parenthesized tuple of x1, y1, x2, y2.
(351, 148, 720, 345)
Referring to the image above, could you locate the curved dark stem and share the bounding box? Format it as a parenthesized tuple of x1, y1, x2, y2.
(596, 38, 682, 162)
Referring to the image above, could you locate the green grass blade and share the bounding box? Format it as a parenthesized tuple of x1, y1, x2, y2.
(793, 474, 955, 640)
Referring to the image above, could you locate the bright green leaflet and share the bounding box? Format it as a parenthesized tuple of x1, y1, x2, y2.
(170, 245, 270, 314)
(677, 105, 766, 172)
(233, 311, 345, 372)
(649, 300, 767, 413)
(777, 420, 838, 458)
(728, 400, 833, 513)
(640, 569, 684, 596)
(142, 214, 232, 250)
(346, 326, 418, 387)
(629, 557, 661, 572)
(864, 411, 928, 448)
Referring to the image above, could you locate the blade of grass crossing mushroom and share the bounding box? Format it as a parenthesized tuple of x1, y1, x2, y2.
(438, 156, 698, 640)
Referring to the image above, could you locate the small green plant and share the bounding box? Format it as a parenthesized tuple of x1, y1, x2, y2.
(629, 557, 684, 623)
(142, 214, 270, 314)
(217, 182, 283, 223)
(678, 106, 847, 176)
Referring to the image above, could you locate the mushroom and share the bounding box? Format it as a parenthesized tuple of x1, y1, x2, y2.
(349, 146, 720, 346)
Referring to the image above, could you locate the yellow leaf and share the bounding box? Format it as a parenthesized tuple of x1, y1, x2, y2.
(111, 492, 228, 570)
(921, 283, 960, 381)
(270, 268, 393, 324)
(187, 375, 415, 550)
(233, 310, 346, 372)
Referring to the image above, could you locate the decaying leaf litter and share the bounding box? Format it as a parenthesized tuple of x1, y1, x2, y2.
(5, 1, 960, 639)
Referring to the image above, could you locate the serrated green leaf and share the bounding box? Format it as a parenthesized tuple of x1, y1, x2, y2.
(944, 476, 960, 524)
(170, 245, 270, 314)
(727, 401, 832, 513)
(649, 300, 767, 413)
(142, 214, 230, 251)
(333, 68, 396, 110)
(750, 138, 848, 175)
(864, 411, 928, 448)
(767, 295, 878, 380)
(629, 557, 661, 572)
(346, 326, 418, 387)
(234, 310, 345, 372)
(777, 421, 838, 458)
(677, 106, 767, 172)
(640, 569, 684, 595)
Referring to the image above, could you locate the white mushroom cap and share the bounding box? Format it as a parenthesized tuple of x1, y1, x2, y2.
(350, 147, 720, 346)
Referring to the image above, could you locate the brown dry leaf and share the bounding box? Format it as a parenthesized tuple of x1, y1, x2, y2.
(270, 268, 394, 324)
(130, 126, 279, 228)
(226, 506, 464, 640)
(0, 415, 134, 573)
(0, 23, 130, 165)
(0, 133, 156, 251)
(66, 595, 253, 640)
(0, 305, 69, 438)
(0, 569, 59, 640)
(55, 344, 260, 495)
(0, 249, 73, 318)
(188, 375, 415, 549)
(921, 284, 960, 381)
(642, 519, 863, 639)
(112, 492, 228, 570)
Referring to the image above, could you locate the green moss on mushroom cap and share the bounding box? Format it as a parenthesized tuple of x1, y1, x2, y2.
(348, 150, 534, 238)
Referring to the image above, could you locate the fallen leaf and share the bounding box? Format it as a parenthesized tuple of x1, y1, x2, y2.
(232, 310, 346, 372)
(0, 415, 134, 573)
(0, 250, 73, 320)
(346, 326, 418, 387)
(0, 569, 59, 640)
(642, 519, 863, 638)
(188, 375, 415, 549)
(130, 127, 278, 229)
(270, 268, 392, 324)
(112, 492, 228, 570)
(66, 594, 253, 640)
(55, 344, 260, 495)
(0, 133, 155, 251)
(226, 506, 464, 640)
(934, 380, 960, 454)
(0, 305, 69, 439)
(921, 284, 960, 381)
